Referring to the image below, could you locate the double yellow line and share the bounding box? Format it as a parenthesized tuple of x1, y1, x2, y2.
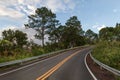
(36, 50, 81, 80)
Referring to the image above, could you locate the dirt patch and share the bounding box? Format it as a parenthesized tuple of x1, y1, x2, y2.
(86, 54, 116, 80)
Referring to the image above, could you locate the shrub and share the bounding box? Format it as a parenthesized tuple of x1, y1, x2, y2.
(92, 41, 120, 70)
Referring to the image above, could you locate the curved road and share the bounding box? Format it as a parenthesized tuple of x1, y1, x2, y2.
(0, 47, 93, 80)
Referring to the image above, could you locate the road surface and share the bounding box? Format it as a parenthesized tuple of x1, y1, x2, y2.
(0, 47, 93, 80)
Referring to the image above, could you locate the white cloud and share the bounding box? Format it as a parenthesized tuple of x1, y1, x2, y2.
(0, 0, 17, 6)
(92, 25, 106, 31)
(42, 0, 76, 12)
(97, 25, 106, 30)
(0, 0, 76, 19)
(64, 0, 75, 10)
(0, 0, 37, 19)
(0, 5, 24, 19)
(20, 28, 37, 40)
(44, 0, 65, 12)
(0, 0, 77, 44)
(2, 26, 17, 30)
(18, 0, 23, 4)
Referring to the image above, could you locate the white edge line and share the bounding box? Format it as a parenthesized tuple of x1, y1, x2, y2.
(84, 51, 98, 80)
(0, 51, 68, 77)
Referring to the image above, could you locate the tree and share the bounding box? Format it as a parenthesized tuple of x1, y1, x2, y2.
(26, 7, 57, 47)
(48, 25, 64, 43)
(2, 29, 14, 42)
(65, 16, 81, 31)
(14, 30, 28, 47)
(85, 29, 98, 44)
(0, 40, 13, 56)
(99, 27, 115, 41)
(62, 27, 85, 48)
(63, 16, 85, 47)
(114, 23, 120, 41)
(2, 29, 28, 48)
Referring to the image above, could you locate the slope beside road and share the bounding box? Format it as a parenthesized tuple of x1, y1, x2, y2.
(0, 47, 93, 80)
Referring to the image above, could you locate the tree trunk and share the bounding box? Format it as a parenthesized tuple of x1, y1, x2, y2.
(42, 27, 45, 47)
(42, 36, 44, 47)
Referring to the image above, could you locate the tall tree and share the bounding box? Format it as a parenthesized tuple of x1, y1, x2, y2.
(64, 16, 85, 47)
(47, 19, 60, 43)
(25, 7, 57, 47)
(48, 25, 64, 43)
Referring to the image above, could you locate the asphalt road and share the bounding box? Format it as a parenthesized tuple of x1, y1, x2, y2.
(0, 47, 93, 80)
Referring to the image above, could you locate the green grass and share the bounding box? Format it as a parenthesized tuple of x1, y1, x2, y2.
(0, 44, 87, 63)
(92, 41, 120, 70)
(0, 46, 62, 63)
(0, 47, 48, 63)
(0, 49, 33, 63)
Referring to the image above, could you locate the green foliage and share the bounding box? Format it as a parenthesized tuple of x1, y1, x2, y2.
(26, 7, 58, 47)
(114, 23, 120, 41)
(14, 30, 28, 47)
(48, 16, 86, 48)
(0, 29, 28, 61)
(92, 41, 120, 70)
(47, 22, 61, 43)
(0, 7, 90, 63)
(65, 16, 81, 30)
(99, 27, 115, 41)
(61, 26, 84, 48)
(0, 48, 33, 63)
(2, 29, 14, 42)
(85, 29, 98, 44)
(99, 23, 120, 41)
(62, 16, 85, 48)
(0, 40, 13, 56)
(2, 29, 28, 48)
(32, 48, 45, 56)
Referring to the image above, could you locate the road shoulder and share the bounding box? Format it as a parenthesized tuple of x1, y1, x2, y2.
(86, 53, 116, 80)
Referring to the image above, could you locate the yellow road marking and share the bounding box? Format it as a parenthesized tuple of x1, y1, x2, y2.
(36, 50, 81, 80)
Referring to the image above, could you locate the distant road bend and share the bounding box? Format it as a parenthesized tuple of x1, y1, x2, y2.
(0, 47, 94, 80)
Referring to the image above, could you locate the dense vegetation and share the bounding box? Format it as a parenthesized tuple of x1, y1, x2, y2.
(92, 23, 120, 70)
(0, 7, 97, 63)
(92, 41, 120, 70)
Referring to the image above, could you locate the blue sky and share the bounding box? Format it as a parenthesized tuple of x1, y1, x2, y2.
(0, 0, 120, 38)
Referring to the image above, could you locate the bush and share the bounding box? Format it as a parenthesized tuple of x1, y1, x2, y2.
(32, 48, 45, 56)
(92, 41, 120, 70)
(0, 40, 13, 56)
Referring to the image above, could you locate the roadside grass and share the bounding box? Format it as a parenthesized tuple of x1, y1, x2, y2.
(0, 49, 33, 63)
(0, 46, 62, 63)
(92, 41, 120, 80)
(0, 48, 47, 63)
(0, 45, 88, 64)
(92, 41, 120, 70)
